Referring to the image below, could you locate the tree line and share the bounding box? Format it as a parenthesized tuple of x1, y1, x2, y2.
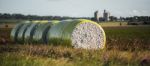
(0, 13, 90, 20)
(0, 13, 150, 23)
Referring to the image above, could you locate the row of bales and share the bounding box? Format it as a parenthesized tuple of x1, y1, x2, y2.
(11, 19, 106, 49)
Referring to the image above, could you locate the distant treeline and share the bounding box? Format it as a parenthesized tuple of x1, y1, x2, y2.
(91, 16, 150, 22)
(126, 16, 150, 22)
(0, 13, 150, 23)
(0, 13, 90, 20)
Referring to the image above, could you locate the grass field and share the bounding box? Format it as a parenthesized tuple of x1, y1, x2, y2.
(0, 22, 150, 66)
(99, 22, 128, 27)
(104, 26, 150, 51)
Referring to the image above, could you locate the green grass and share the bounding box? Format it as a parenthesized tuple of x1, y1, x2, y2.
(104, 26, 150, 50)
(99, 22, 128, 27)
(0, 22, 150, 66)
(0, 19, 24, 23)
(0, 45, 150, 66)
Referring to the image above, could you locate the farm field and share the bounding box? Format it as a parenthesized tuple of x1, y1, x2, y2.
(0, 22, 150, 66)
(99, 22, 128, 27)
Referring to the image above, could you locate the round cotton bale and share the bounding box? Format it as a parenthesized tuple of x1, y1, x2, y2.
(24, 23, 39, 43)
(17, 22, 31, 43)
(32, 21, 59, 44)
(10, 23, 24, 42)
(47, 19, 106, 49)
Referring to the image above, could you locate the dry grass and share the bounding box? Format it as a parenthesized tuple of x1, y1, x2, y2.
(0, 25, 150, 66)
(0, 44, 150, 66)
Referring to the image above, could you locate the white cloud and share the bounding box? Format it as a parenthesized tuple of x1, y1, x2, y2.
(47, 0, 68, 1)
(132, 10, 141, 16)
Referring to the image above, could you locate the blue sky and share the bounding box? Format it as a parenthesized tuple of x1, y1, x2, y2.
(0, 0, 150, 17)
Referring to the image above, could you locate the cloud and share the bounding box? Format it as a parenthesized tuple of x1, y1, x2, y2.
(47, 0, 68, 1)
(133, 10, 139, 14)
(132, 10, 141, 16)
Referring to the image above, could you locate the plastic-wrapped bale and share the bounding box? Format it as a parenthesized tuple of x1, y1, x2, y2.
(47, 19, 106, 49)
(24, 23, 39, 43)
(10, 23, 24, 42)
(32, 22, 59, 44)
(32, 20, 49, 23)
(17, 22, 31, 43)
(50, 20, 60, 24)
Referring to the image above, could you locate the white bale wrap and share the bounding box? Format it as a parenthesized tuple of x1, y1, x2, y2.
(10, 23, 24, 42)
(17, 22, 31, 43)
(32, 21, 59, 43)
(10, 19, 106, 49)
(48, 19, 106, 49)
(32, 23, 51, 43)
(24, 23, 39, 43)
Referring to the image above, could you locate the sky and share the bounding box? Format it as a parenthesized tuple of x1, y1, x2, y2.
(0, 0, 150, 17)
